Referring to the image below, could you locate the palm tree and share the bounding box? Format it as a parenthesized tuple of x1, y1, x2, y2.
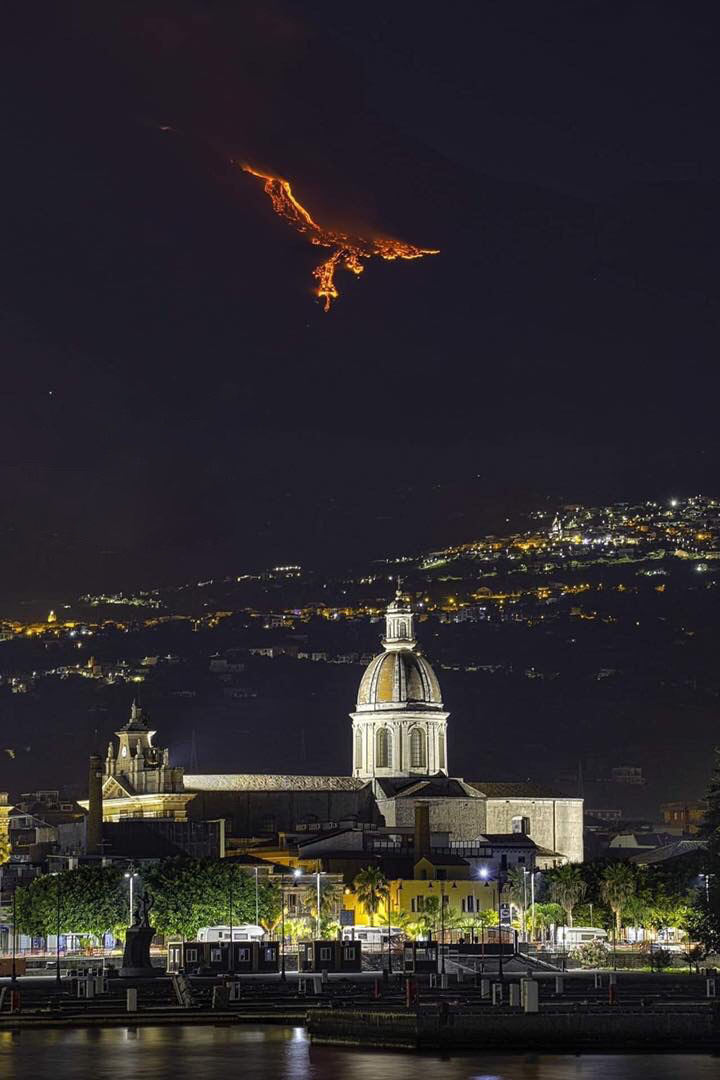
(353, 866, 389, 926)
(548, 865, 586, 928)
(601, 864, 637, 942)
(507, 867, 528, 926)
(418, 895, 441, 939)
(303, 878, 342, 921)
(528, 902, 564, 944)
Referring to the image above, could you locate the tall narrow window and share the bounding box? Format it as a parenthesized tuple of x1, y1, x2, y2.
(354, 729, 363, 770)
(410, 728, 427, 768)
(438, 733, 446, 770)
(376, 727, 392, 768)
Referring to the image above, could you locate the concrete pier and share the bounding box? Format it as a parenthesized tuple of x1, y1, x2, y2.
(307, 1003, 720, 1052)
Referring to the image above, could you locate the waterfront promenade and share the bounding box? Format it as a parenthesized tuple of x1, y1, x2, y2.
(1, 970, 719, 1051)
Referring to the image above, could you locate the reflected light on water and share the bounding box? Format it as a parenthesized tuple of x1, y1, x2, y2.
(0, 1026, 718, 1080)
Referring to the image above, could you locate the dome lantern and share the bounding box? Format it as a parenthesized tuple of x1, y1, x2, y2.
(351, 589, 449, 781)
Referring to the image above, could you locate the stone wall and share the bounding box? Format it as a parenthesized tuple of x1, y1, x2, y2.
(485, 797, 584, 863)
(376, 795, 486, 839)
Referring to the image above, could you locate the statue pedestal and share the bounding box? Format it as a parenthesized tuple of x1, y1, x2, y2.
(120, 926, 162, 978)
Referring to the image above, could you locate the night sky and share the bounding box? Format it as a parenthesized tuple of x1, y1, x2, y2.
(2, 1, 719, 597)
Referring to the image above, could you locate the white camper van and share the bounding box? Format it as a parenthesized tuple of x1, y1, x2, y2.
(556, 926, 609, 948)
(196, 925, 265, 942)
(341, 926, 405, 946)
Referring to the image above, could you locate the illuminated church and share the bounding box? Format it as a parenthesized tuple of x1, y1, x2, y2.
(89, 591, 583, 864)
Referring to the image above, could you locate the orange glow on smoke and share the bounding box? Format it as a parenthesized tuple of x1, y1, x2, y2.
(241, 164, 439, 311)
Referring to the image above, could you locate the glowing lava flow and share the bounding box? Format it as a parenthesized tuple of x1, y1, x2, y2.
(241, 164, 439, 311)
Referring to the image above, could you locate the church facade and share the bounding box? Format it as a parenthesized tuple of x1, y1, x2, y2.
(89, 593, 584, 863)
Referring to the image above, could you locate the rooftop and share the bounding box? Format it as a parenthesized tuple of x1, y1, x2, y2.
(184, 774, 369, 793)
(467, 781, 578, 800)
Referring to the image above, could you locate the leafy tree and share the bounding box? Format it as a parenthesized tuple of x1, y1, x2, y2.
(352, 866, 389, 926)
(528, 902, 565, 942)
(689, 748, 720, 952)
(573, 902, 612, 929)
(601, 863, 638, 941)
(16, 866, 126, 940)
(416, 895, 440, 938)
(547, 865, 586, 928)
(143, 858, 280, 939)
(303, 878, 342, 924)
(459, 907, 498, 942)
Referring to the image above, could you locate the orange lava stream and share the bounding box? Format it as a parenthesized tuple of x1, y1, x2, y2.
(241, 164, 439, 311)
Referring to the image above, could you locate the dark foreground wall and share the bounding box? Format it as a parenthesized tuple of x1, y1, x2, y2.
(308, 1005, 720, 1052)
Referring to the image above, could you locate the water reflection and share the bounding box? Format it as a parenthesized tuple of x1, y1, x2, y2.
(0, 1025, 716, 1080)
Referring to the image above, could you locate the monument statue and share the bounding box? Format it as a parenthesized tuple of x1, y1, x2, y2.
(120, 890, 161, 978)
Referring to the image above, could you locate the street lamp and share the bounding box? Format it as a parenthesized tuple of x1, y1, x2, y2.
(254, 866, 260, 927)
(124, 870, 139, 926)
(228, 865, 235, 973)
(496, 867, 506, 981)
(316, 866, 323, 940)
(280, 869, 301, 982)
(428, 879, 450, 977)
(50, 872, 62, 988)
(11, 887, 17, 984)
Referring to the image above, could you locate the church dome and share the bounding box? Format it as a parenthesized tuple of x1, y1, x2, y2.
(356, 648, 442, 710)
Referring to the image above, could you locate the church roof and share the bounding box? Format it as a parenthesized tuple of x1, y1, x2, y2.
(374, 776, 481, 799)
(356, 649, 442, 709)
(482, 834, 540, 848)
(467, 781, 578, 800)
(184, 774, 369, 792)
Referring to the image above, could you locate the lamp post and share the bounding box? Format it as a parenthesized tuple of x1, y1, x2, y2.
(386, 881, 392, 976)
(280, 869, 301, 982)
(440, 880, 446, 977)
(228, 866, 234, 973)
(280, 873, 286, 981)
(316, 867, 322, 940)
(11, 886, 17, 984)
(496, 868, 505, 981)
(477, 866, 490, 964)
(255, 866, 260, 927)
(124, 870, 138, 926)
(53, 873, 62, 988)
(522, 869, 528, 942)
(531, 871, 536, 945)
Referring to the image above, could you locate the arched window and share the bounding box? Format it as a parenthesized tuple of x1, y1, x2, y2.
(397, 620, 408, 639)
(376, 727, 392, 769)
(410, 727, 427, 768)
(438, 733, 446, 770)
(354, 729, 363, 769)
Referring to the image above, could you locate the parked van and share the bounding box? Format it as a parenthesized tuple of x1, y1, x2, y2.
(556, 926, 608, 948)
(196, 924, 265, 942)
(341, 925, 404, 946)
